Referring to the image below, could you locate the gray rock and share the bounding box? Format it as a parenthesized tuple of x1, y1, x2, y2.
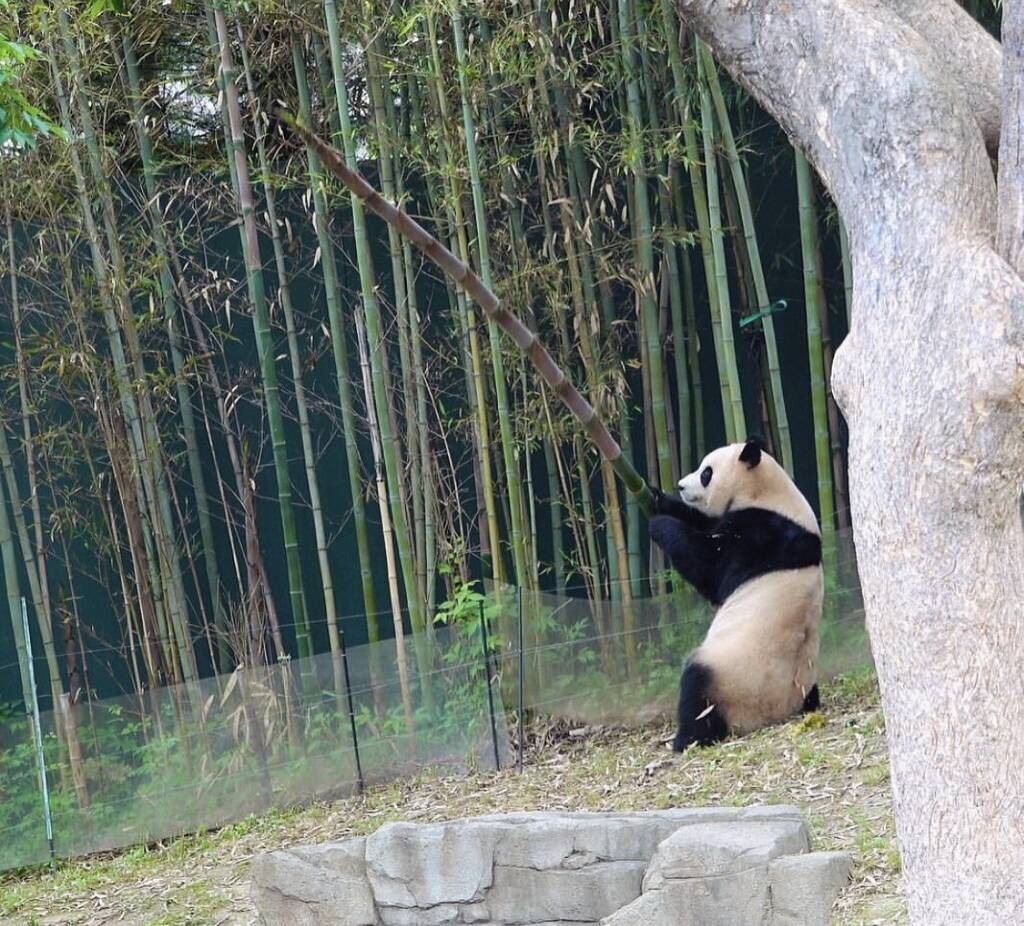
(487, 860, 646, 923)
(568, 815, 683, 863)
(366, 821, 500, 907)
(251, 838, 376, 926)
(491, 818, 577, 868)
(249, 807, 842, 926)
(377, 903, 460, 925)
(769, 851, 853, 925)
(600, 871, 771, 926)
(643, 819, 810, 889)
(740, 805, 805, 822)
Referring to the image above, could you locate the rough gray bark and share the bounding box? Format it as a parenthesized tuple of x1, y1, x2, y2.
(1000, 2, 1024, 269)
(672, 1, 1024, 923)
(896, 0, 1002, 152)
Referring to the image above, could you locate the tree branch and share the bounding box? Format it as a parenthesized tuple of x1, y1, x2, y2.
(673, 0, 995, 248)
(892, 0, 1001, 153)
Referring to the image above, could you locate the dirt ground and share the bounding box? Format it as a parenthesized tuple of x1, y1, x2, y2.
(0, 669, 902, 926)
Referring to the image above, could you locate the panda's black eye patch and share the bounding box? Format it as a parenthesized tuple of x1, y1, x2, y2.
(700, 466, 713, 487)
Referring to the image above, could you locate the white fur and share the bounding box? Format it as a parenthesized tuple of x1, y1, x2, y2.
(678, 442, 820, 536)
(698, 568, 823, 733)
(685, 442, 823, 733)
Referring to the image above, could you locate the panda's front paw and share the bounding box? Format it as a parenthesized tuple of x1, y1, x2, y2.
(649, 485, 668, 514)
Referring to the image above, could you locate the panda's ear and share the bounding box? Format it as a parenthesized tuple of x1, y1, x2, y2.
(739, 435, 764, 468)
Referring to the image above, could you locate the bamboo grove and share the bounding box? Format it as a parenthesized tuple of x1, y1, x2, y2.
(0, 0, 857, 725)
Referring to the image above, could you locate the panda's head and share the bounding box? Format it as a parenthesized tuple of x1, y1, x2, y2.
(677, 436, 816, 530)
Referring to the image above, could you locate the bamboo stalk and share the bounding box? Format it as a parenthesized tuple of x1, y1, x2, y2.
(839, 217, 854, 323)
(795, 149, 835, 537)
(1, 207, 58, 696)
(49, 47, 187, 684)
(699, 44, 793, 471)
(292, 36, 383, 647)
(670, 161, 706, 459)
(277, 112, 654, 517)
(364, 37, 423, 604)
(450, 5, 533, 590)
(659, 0, 732, 435)
(236, 22, 342, 690)
(320, 1, 433, 710)
(120, 29, 227, 669)
(354, 302, 416, 736)
(617, 0, 674, 494)
(0, 431, 30, 709)
(420, 19, 505, 584)
(58, 15, 196, 683)
(210, 3, 311, 662)
(696, 40, 746, 440)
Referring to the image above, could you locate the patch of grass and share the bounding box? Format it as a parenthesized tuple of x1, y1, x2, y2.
(145, 883, 221, 926)
(0, 672, 902, 926)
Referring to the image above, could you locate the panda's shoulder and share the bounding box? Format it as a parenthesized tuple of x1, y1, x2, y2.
(720, 506, 793, 534)
(723, 507, 820, 549)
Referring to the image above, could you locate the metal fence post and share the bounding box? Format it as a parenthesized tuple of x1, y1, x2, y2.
(22, 597, 55, 864)
(478, 599, 501, 770)
(517, 586, 524, 773)
(338, 631, 364, 794)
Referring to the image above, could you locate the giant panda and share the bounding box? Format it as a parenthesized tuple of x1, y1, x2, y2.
(649, 436, 824, 752)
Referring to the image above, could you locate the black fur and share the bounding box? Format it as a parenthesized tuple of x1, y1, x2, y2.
(673, 660, 729, 751)
(738, 435, 765, 467)
(649, 499, 821, 607)
(802, 684, 820, 713)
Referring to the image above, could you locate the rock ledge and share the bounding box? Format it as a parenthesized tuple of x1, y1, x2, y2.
(251, 806, 850, 925)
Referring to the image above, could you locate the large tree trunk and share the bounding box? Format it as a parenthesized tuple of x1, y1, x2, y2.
(672, 1, 1024, 922)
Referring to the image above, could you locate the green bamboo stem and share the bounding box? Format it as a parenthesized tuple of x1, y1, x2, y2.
(121, 29, 227, 669)
(405, 69, 483, 589)
(2, 206, 55, 685)
(0, 441, 30, 708)
(520, 55, 571, 592)
(660, 0, 733, 434)
(817, 275, 851, 531)
(422, 14, 505, 584)
(60, 16, 198, 694)
(795, 149, 835, 537)
(292, 37, 382, 646)
(532, 17, 639, 592)
(210, 3, 310, 662)
(49, 49, 184, 683)
(166, 231, 284, 656)
(57, 14, 194, 683)
(617, 0, 674, 494)
(234, 22, 343, 686)
(699, 44, 793, 472)
(321, 1, 432, 707)
(542, 440, 567, 595)
(551, 149, 637, 647)
(277, 113, 655, 518)
(639, 34, 692, 477)
(450, 4, 533, 590)
(0, 418, 56, 678)
(353, 300, 417, 735)
(696, 40, 746, 441)
(839, 217, 854, 323)
(394, 145, 437, 614)
(365, 40, 428, 613)
(671, 161, 706, 459)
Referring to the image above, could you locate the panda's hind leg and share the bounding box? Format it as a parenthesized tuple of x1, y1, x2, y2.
(673, 660, 728, 752)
